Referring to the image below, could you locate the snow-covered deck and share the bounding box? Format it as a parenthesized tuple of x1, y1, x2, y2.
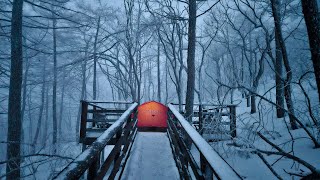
(121, 132, 180, 180)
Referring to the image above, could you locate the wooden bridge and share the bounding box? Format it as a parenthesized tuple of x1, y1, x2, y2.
(53, 101, 242, 180)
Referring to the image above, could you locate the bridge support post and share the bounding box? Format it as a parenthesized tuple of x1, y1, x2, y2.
(229, 105, 237, 138)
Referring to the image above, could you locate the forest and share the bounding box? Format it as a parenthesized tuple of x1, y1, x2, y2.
(0, 0, 320, 179)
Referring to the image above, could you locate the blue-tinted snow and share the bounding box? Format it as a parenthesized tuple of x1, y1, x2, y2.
(121, 132, 179, 180)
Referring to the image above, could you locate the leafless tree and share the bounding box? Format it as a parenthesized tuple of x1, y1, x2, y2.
(6, 0, 24, 178)
(301, 0, 320, 103)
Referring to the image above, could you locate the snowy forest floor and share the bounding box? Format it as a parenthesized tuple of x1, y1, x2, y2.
(209, 90, 320, 179)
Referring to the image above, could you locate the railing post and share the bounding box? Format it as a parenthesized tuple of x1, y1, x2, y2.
(92, 106, 97, 127)
(200, 153, 213, 179)
(200, 153, 205, 173)
(87, 154, 100, 180)
(205, 164, 214, 179)
(114, 128, 122, 164)
(229, 105, 236, 138)
(80, 101, 88, 142)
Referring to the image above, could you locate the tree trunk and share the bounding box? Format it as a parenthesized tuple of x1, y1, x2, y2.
(27, 88, 33, 146)
(197, 73, 201, 105)
(275, 31, 285, 118)
(215, 59, 222, 102)
(93, 16, 101, 100)
(251, 54, 265, 114)
(284, 85, 298, 129)
(147, 60, 151, 100)
(301, 0, 320, 103)
(52, 12, 58, 153)
(137, 48, 142, 104)
(272, 0, 285, 118)
(6, 0, 23, 178)
(21, 34, 29, 158)
(246, 93, 250, 107)
(271, 0, 298, 129)
(43, 83, 49, 146)
(185, 0, 197, 122)
(165, 58, 168, 104)
(76, 40, 88, 140)
(32, 63, 46, 152)
(157, 38, 161, 102)
(251, 93, 256, 113)
(21, 37, 29, 124)
(178, 85, 183, 112)
(59, 68, 66, 140)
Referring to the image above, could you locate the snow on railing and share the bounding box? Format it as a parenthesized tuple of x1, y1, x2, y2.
(168, 104, 242, 180)
(54, 102, 138, 179)
(84, 100, 134, 104)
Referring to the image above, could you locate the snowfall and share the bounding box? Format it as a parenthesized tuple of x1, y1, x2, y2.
(1, 81, 320, 180)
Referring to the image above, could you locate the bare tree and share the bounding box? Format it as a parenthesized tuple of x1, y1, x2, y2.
(185, 0, 197, 122)
(93, 16, 101, 100)
(52, 10, 58, 154)
(270, 0, 298, 129)
(301, 0, 320, 103)
(32, 62, 46, 153)
(6, 0, 24, 178)
(76, 32, 90, 140)
(232, 0, 271, 114)
(158, 21, 185, 110)
(157, 37, 161, 102)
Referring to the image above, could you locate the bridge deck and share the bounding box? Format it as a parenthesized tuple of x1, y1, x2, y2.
(121, 132, 179, 180)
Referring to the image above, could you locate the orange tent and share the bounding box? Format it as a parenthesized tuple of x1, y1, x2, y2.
(137, 101, 168, 130)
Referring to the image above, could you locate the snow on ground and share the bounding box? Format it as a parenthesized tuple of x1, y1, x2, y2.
(208, 86, 320, 180)
(20, 141, 82, 179)
(121, 132, 179, 180)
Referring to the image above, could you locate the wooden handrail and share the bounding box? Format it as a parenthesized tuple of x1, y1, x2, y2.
(170, 102, 238, 108)
(84, 100, 134, 104)
(79, 101, 131, 143)
(171, 103, 237, 138)
(167, 104, 242, 180)
(54, 102, 138, 180)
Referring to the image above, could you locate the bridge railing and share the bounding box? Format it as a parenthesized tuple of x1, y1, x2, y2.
(80, 101, 132, 144)
(167, 104, 242, 180)
(54, 102, 138, 180)
(170, 103, 237, 138)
